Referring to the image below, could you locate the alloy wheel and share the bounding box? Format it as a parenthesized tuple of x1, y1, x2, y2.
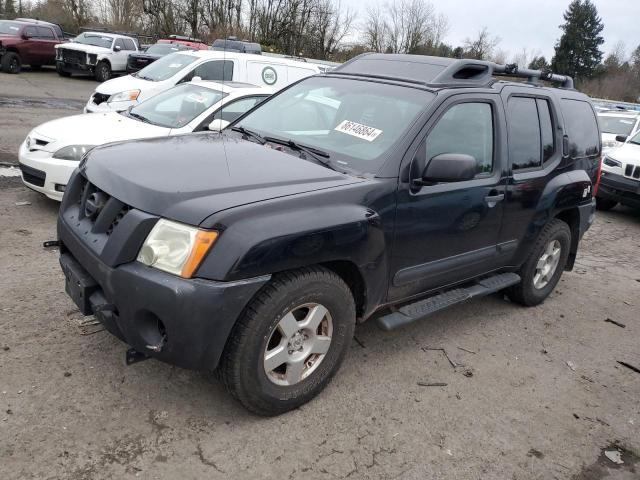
(533, 239, 562, 289)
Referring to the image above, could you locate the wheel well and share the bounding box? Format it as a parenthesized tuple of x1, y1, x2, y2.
(321, 260, 366, 318)
(554, 208, 579, 270)
(97, 58, 111, 67)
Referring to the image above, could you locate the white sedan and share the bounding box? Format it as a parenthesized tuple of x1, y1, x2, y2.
(18, 81, 272, 201)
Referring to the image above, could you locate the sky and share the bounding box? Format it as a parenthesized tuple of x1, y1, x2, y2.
(342, 0, 640, 62)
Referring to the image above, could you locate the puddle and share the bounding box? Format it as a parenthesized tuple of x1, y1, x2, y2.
(0, 96, 85, 111)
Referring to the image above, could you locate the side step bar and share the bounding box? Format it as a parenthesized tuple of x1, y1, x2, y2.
(377, 273, 521, 331)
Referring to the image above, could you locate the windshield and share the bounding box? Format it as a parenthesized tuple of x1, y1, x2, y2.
(128, 83, 225, 128)
(629, 131, 640, 146)
(236, 76, 433, 173)
(74, 33, 114, 49)
(134, 52, 197, 81)
(0, 21, 22, 35)
(145, 44, 186, 55)
(598, 115, 636, 136)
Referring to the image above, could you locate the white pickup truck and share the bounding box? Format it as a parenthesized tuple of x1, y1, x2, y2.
(55, 32, 139, 82)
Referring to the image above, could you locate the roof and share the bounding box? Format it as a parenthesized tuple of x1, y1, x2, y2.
(331, 53, 574, 90)
(598, 110, 640, 117)
(80, 31, 136, 40)
(188, 80, 275, 95)
(183, 50, 323, 71)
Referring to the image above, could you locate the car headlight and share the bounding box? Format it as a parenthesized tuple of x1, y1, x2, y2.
(108, 90, 140, 103)
(52, 145, 95, 161)
(603, 156, 622, 168)
(137, 219, 218, 278)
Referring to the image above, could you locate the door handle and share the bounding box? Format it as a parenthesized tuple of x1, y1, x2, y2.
(484, 193, 504, 206)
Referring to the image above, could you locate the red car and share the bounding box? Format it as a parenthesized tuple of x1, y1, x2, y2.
(0, 19, 65, 73)
(157, 35, 209, 51)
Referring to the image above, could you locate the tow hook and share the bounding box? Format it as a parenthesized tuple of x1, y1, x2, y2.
(146, 335, 166, 353)
(43, 240, 60, 249)
(125, 348, 150, 365)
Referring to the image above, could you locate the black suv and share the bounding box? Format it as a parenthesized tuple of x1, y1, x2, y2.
(56, 54, 601, 415)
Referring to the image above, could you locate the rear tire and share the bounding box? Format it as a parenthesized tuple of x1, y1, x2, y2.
(2, 52, 21, 74)
(56, 62, 71, 77)
(218, 266, 356, 416)
(596, 196, 617, 211)
(506, 219, 571, 307)
(94, 61, 111, 82)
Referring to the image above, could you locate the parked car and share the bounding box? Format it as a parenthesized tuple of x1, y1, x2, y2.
(158, 35, 209, 50)
(596, 129, 640, 210)
(56, 54, 600, 415)
(0, 19, 65, 73)
(55, 31, 139, 81)
(84, 50, 321, 113)
(597, 109, 640, 154)
(126, 42, 194, 73)
(19, 81, 272, 201)
(212, 36, 262, 54)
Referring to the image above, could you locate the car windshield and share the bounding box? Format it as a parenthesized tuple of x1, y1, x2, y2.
(74, 33, 114, 49)
(127, 83, 226, 129)
(235, 76, 433, 174)
(133, 52, 197, 81)
(598, 115, 636, 135)
(0, 20, 22, 35)
(629, 131, 640, 146)
(145, 44, 185, 55)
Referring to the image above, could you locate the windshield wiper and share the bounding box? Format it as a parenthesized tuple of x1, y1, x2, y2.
(231, 126, 266, 144)
(262, 136, 339, 172)
(128, 111, 153, 124)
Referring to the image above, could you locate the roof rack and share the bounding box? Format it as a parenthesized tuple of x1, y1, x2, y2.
(166, 34, 204, 43)
(330, 54, 575, 90)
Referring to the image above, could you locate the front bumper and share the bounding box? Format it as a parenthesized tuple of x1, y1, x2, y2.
(598, 171, 640, 208)
(57, 186, 269, 370)
(57, 60, 94, 75)
(18, 141, 76, 201)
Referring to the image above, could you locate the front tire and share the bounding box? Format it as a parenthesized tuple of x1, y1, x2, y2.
(1, 52, 21, 74)
(219, 266, 356, 416)
(596, 196, 617, 211)
(94, 61, 111, 82)
(506, 219, 571, 306)
(56, 62, 71, 77)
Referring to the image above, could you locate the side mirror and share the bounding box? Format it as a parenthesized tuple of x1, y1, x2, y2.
(420, 153, 477, 184)
(114, 45, 122, 52)
(615, 134, 628, 143)
(208, 119, 230, 132)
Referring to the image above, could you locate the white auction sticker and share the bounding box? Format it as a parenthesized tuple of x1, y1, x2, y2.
(334, 120, 382, 142)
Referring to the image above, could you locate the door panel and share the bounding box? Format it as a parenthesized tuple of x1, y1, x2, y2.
(389, 94, 508, 302)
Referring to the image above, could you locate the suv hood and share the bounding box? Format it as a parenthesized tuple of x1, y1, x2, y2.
(82, 133, 363, 225)
(56, 42, 111, 55)
(608, 142, 640, 166)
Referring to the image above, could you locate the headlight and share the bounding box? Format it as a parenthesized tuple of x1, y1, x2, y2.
(603, 156, 622, 168)
(108, 90, 140, 103)
(137, 219, 218, 278)
(52, 145, 95, 161)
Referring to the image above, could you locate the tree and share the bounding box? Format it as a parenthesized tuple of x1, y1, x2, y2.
(528, 56, 549, 71)
(551, 0, 604, 81)
(4, 0, 16, 19)
(463, 27, 500, 60)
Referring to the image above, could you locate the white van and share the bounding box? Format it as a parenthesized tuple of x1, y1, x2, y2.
(85, 50, 321, 113)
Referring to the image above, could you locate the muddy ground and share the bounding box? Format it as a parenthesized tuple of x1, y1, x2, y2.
(1, 70, 640, 480)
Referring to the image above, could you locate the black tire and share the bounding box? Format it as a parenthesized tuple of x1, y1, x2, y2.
(1, 52, 21, 74)
(56, 62, 71, 77)
(94, 61, 111, 82)
(218, 266, 356, 416)
(506, 219, 571, 307)
(596, 196, 617, 211)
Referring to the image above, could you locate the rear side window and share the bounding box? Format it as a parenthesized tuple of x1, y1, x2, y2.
(193, 60, 233, 81)
(213, 96, 267, 123)
(508, 97, 541, 170)
(561, 99, 600, 158)
(36, 27, 55, 39)
(537, 99, 554, 162)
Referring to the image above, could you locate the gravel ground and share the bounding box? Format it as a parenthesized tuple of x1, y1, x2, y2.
(1, 71, 640, 479)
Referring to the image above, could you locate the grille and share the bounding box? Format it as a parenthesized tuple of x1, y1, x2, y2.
(92, 92, 110, 105)
(78, 178, 131, 236)
(20, 164, 46, 187)
(624, 164, 640, 179)
(60, 48, 87, 65)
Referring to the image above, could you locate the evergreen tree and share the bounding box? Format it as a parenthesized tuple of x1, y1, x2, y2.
(551, 0, 604, 81)
(528, 56, 549, 71)
(3, 0, 16, 19)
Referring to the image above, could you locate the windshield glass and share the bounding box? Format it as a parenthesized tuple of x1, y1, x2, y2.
(629, 131, 640, 146)
(146, 44, 185, 55)
(134, 52, 197, 81)
(128, 83, 225, 128)
(0, 21, 22, 35)
(236, 76, 433, 173)
(74, 33, 114, 49)
(598, 115, 636, 135)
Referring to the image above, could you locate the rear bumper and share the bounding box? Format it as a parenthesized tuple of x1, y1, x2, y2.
(598, 171, 640, 208)
(57, 212, 270, 371)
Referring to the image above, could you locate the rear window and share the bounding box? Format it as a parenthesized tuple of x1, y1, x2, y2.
(561, 99, 600, 158)
(598, 115, 636, 136)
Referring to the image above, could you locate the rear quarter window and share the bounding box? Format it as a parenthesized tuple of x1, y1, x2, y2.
(561, 99, 600, 158)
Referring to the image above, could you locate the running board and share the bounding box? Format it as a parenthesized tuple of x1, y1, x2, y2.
(377, 273, 521, 331)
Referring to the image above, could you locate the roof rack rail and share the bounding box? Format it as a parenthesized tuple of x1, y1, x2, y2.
(491, 63, 574, 89)
(166, 34, 204, 43)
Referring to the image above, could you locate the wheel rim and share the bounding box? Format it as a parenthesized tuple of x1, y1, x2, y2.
(533, 239, 561, 289)
(263, 303, 333, 386)
(11, 58, 18, 72)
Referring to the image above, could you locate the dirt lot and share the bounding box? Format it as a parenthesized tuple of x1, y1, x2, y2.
(1, 70, 640, 480)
